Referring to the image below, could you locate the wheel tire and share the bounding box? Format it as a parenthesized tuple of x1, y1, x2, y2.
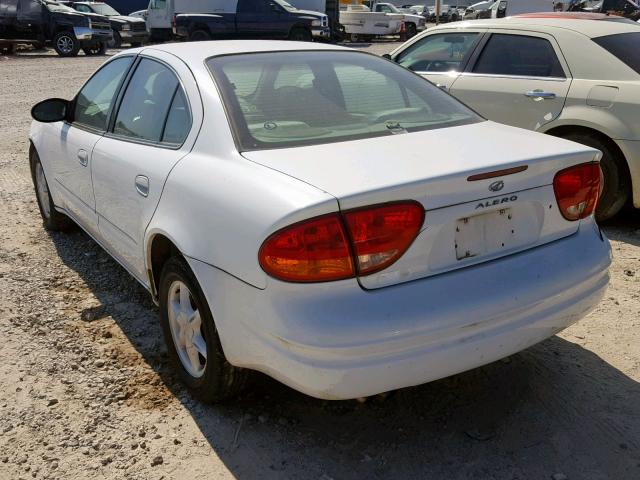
(53, 31, 80, 57)
(289, 27, 312, 42)
(406, 23, 417, 38)
(82, 42, 107, 56)
(159, 256, 249, 403)
(560, 131, 630, 221)
(1, 43, 14, 55)
(130, 41, 143, 48)
(108, 31, 122, 49)
(189, 29, 211, 42)
(30, 149, 74, 232)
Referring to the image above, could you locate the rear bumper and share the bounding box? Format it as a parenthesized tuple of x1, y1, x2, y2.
(188, 218, 610, 400)
(615, 139, 640, 208)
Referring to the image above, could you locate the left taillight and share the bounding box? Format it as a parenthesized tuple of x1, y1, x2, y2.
(553, 162, 601, 221)
(259, 202, 424, 283)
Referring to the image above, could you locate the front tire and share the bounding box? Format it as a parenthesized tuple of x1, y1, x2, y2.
(82, 42, 107, 56)
(159, 256, 248, 403)
(30, 149, 74, 231)
(406, 23, 417, 38)
(560, 132, 629, 221)
(289, 27, 312, 42)
(107, 31, 122, 49)
(53, 31, 80, 57)
(0, 43, 14, 55)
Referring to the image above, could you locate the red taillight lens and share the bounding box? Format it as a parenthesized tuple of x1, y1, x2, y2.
(553, 163, 601, 221)
(259, 214, 354, 282)
(259, 202, 425, 282)
(343, 202, 425, 275)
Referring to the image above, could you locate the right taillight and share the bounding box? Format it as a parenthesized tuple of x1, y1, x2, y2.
(553, 162, 601, 221)
(259, 201, 425, 283)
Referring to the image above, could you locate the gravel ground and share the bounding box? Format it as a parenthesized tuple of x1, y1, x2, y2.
(1, 44, 640, 480)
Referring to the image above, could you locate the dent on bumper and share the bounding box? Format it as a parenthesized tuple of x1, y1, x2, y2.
(188, 218, 611, 400)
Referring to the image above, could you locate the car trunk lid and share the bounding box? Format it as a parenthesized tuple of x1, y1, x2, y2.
(242, 121, 600, 289)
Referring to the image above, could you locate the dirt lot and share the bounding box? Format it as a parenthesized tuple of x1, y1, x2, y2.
(1, 45, 640, 480)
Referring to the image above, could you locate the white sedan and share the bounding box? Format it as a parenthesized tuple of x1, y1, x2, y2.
(388, 13, 640, 221)
(29, 41, 610, 401)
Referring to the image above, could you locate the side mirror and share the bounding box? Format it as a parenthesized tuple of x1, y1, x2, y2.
(31, 98, 69, 123)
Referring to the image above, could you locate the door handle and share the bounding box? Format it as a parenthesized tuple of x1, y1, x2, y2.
(77, 149, 88, 167)
(525, 90, 556, 100)
(135, 175, 149, 198)
(436, 83, 448, 91)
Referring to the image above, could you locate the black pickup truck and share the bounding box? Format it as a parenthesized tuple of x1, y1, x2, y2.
(173, 0, 330, 42)
(0, 0, 112, 56)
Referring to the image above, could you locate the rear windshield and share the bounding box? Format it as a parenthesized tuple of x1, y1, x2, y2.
(593, 32, 640, 75)
(207, 51, 482, 151)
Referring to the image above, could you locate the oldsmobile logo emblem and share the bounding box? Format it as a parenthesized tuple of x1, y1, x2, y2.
(488, 180, 505, 192)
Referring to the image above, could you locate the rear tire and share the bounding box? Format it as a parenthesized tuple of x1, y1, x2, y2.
(30, 149, 74, 232)
(0, 43, 14, 55)
(159, 256, 248, 403)
(559, 132, 629, 222)
(189, 29, 211, 41)
(289, 27, 312, 42)
(53, 31, 80, 57)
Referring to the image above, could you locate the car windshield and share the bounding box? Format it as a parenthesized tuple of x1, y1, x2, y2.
(45, 1, 76, 12)
(88, 3, 120, 15)
(593, 32, 640, 75)
(207, 51, 482, 151)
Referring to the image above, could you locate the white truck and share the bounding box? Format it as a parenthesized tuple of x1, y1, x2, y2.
(365, 1, 426, 36)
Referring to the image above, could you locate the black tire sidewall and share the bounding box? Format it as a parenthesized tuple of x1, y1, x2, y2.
(189, 30, 211, 41)
(562, 132, 629, 221)
(30, 149, 72, 231)
(289, 28, 311, 42)
(158, 257, 233, 401)
(53, 32, 79, 57)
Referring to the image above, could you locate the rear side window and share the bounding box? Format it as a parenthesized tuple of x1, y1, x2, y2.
(396, 32, 480, 72)
(473, 34, 565, 78)
(114, 59, 190, 145)
(593, 32, 640, 75)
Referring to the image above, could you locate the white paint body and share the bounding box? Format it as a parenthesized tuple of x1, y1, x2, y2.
(30, 41, 611, 399)
(390, 17, 640, 208)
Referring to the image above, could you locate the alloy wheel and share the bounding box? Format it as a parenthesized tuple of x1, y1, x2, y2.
(57, 36, 74, 55)
(167, 280, 207, 378)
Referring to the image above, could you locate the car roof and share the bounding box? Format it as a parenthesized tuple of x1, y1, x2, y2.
(137, 40, 351, 64)
(432, 14, 640, 37)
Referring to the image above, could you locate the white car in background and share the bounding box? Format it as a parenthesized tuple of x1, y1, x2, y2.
(29, 41, 610, 401)
(389, 13, 640, 220)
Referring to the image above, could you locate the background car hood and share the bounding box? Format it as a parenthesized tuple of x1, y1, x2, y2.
(108, 15, 146, 24)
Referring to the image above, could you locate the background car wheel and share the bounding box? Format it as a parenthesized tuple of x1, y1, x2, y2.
(1, 44, 14, 55)
(188, 30, 211, 41)
(130, 41, 143, 48)
(560, 132, 630, 222)
(289, 27, 312, 42)
(30, 149, 74, 232)
(82, 42, 107, 56)
(53, 32, 80, 57)
(406, 23, 417, 38)
(159, 256, 248, 403)
(108, 31, 122, 49)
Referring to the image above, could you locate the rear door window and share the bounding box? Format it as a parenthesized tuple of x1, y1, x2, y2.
(593, 32, 640, 75)
(113, 58, 190, 145)
(396, 32, 481, 72)
(472, 33, 566, 78)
